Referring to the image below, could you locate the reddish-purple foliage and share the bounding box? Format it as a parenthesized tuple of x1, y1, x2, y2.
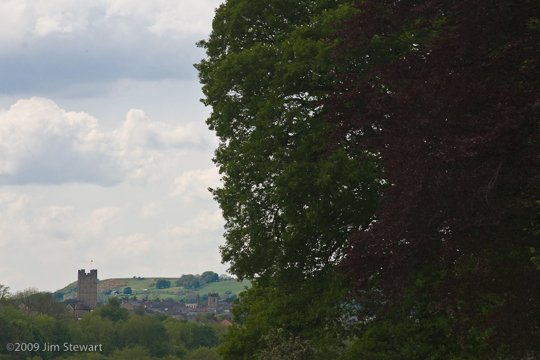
(328, 0, 540, 353)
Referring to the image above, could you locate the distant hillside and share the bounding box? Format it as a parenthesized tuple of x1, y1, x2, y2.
(56, 276, 251, 304)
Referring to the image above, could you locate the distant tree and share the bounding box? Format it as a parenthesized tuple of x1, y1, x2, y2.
(162, 318, 218, 355)
(120, 316, 170, 357)
(135, 305, 145, 316)
(200, 271, 219, 285)
(192, 324, 220, 348)
(0, 307, 47, 359)
(156, 280, 171, 289)
(53, 292, 63, 300)
(0, 284, 10, 299)
(98, 297, 129, 323)
(108, 345, 152, 360)
(32, 314, 72, 358)
(71, 311, 118, 355)
(255, 329, 318, 360)
(153, 313, 169, 322)
(184, 347, 220, 360)
(11, 289, 68, 320)
(123, 287, 132, 295)
(175, 275, 200, 289)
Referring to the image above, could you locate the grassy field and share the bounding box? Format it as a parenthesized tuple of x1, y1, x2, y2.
(57, 277, 251, 303)
(200, 279, 251, 295)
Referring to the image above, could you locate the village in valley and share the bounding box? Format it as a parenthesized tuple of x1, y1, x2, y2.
(61, 269, 245, 326)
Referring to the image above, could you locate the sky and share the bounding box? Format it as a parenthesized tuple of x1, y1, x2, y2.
(0, 0, 229, 293)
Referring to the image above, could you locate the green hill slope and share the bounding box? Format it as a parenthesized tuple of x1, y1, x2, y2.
(56, 276, 251, 304)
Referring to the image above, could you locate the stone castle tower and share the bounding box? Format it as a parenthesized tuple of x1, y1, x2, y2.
(208, 293, 219, 309)
(77, 269, 97, 309)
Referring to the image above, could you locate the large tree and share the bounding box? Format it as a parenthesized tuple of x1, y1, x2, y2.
(195, 0, 380, 358)
(196, 0, 379, 287)
(327, 0, 540, 357)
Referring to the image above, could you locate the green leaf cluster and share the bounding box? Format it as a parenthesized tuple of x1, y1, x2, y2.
(196, 0, 382, 358)
(196, 0, 378, 288)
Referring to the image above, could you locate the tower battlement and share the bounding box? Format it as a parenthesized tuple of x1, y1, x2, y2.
(77, 269, 97, 309)
(78, 269, 97, 280)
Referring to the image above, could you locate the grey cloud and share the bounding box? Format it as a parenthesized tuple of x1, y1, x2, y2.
(0, 35, 202, 94)
(0, 0, 221, 94)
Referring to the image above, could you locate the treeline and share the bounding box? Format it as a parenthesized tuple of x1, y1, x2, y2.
(175, 271, 220, 290)
(196, 0, 540, 359)
(0, 288, 224, 360)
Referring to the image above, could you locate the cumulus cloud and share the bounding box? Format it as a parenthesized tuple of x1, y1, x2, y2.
(146, 1, 219, 37)
(171, 167, 221, 201)
(0, 187, 227, 291)
(106, 233, 152, 257)
(163, 209, 224, 237)
(0, 0, 223, 92)
(0, 97, 207, 185)
(0, 192, 121, 247)
(34, 13, 88, 37)
(86, 206, 122, 234)
(140, 203, 157, 218)
(2, 0, 220, 42)
(0, 192, 32, 246)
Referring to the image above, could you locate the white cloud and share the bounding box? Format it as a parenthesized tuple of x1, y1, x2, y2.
(171, 167, 221, 201)
(147, 1, 219, 37)
(0, 0, 230, 294)
(0, 192, 32, 246)
(0, 97, 208, 185)
(86, 206, 121, 234)
(35, 205, 76, 240)
(163, 209, 224, 237)
(0, 192, 122, 245)
(34, 13, 88, 37)
(107, 233, 151, 257)
(0, 0, 223, 93)
(0, 0, 29, 47)
(0, 186, 228, 292)
(140, 203, 157, 218)
(1, 0, 220, 41)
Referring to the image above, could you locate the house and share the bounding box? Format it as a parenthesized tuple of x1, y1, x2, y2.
(66, 302, 93, 319)
(221, 319, 233, 327)
(121, 299, 142, 312)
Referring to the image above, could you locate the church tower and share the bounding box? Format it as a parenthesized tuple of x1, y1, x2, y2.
(208, 293, 219, 309)
(77, 269, 97, 309)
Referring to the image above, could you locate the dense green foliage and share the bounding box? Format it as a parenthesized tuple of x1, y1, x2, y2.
(325, 0, 540, 358)
(156, 280, 171, 290)
(175, 272, 220, 290)
(198, 0, 540, 358)
(0, 293, 225, 360)
(196, 0, 379, 287)
(196, 0, 382, 358)
(96, 297, 129, 323)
